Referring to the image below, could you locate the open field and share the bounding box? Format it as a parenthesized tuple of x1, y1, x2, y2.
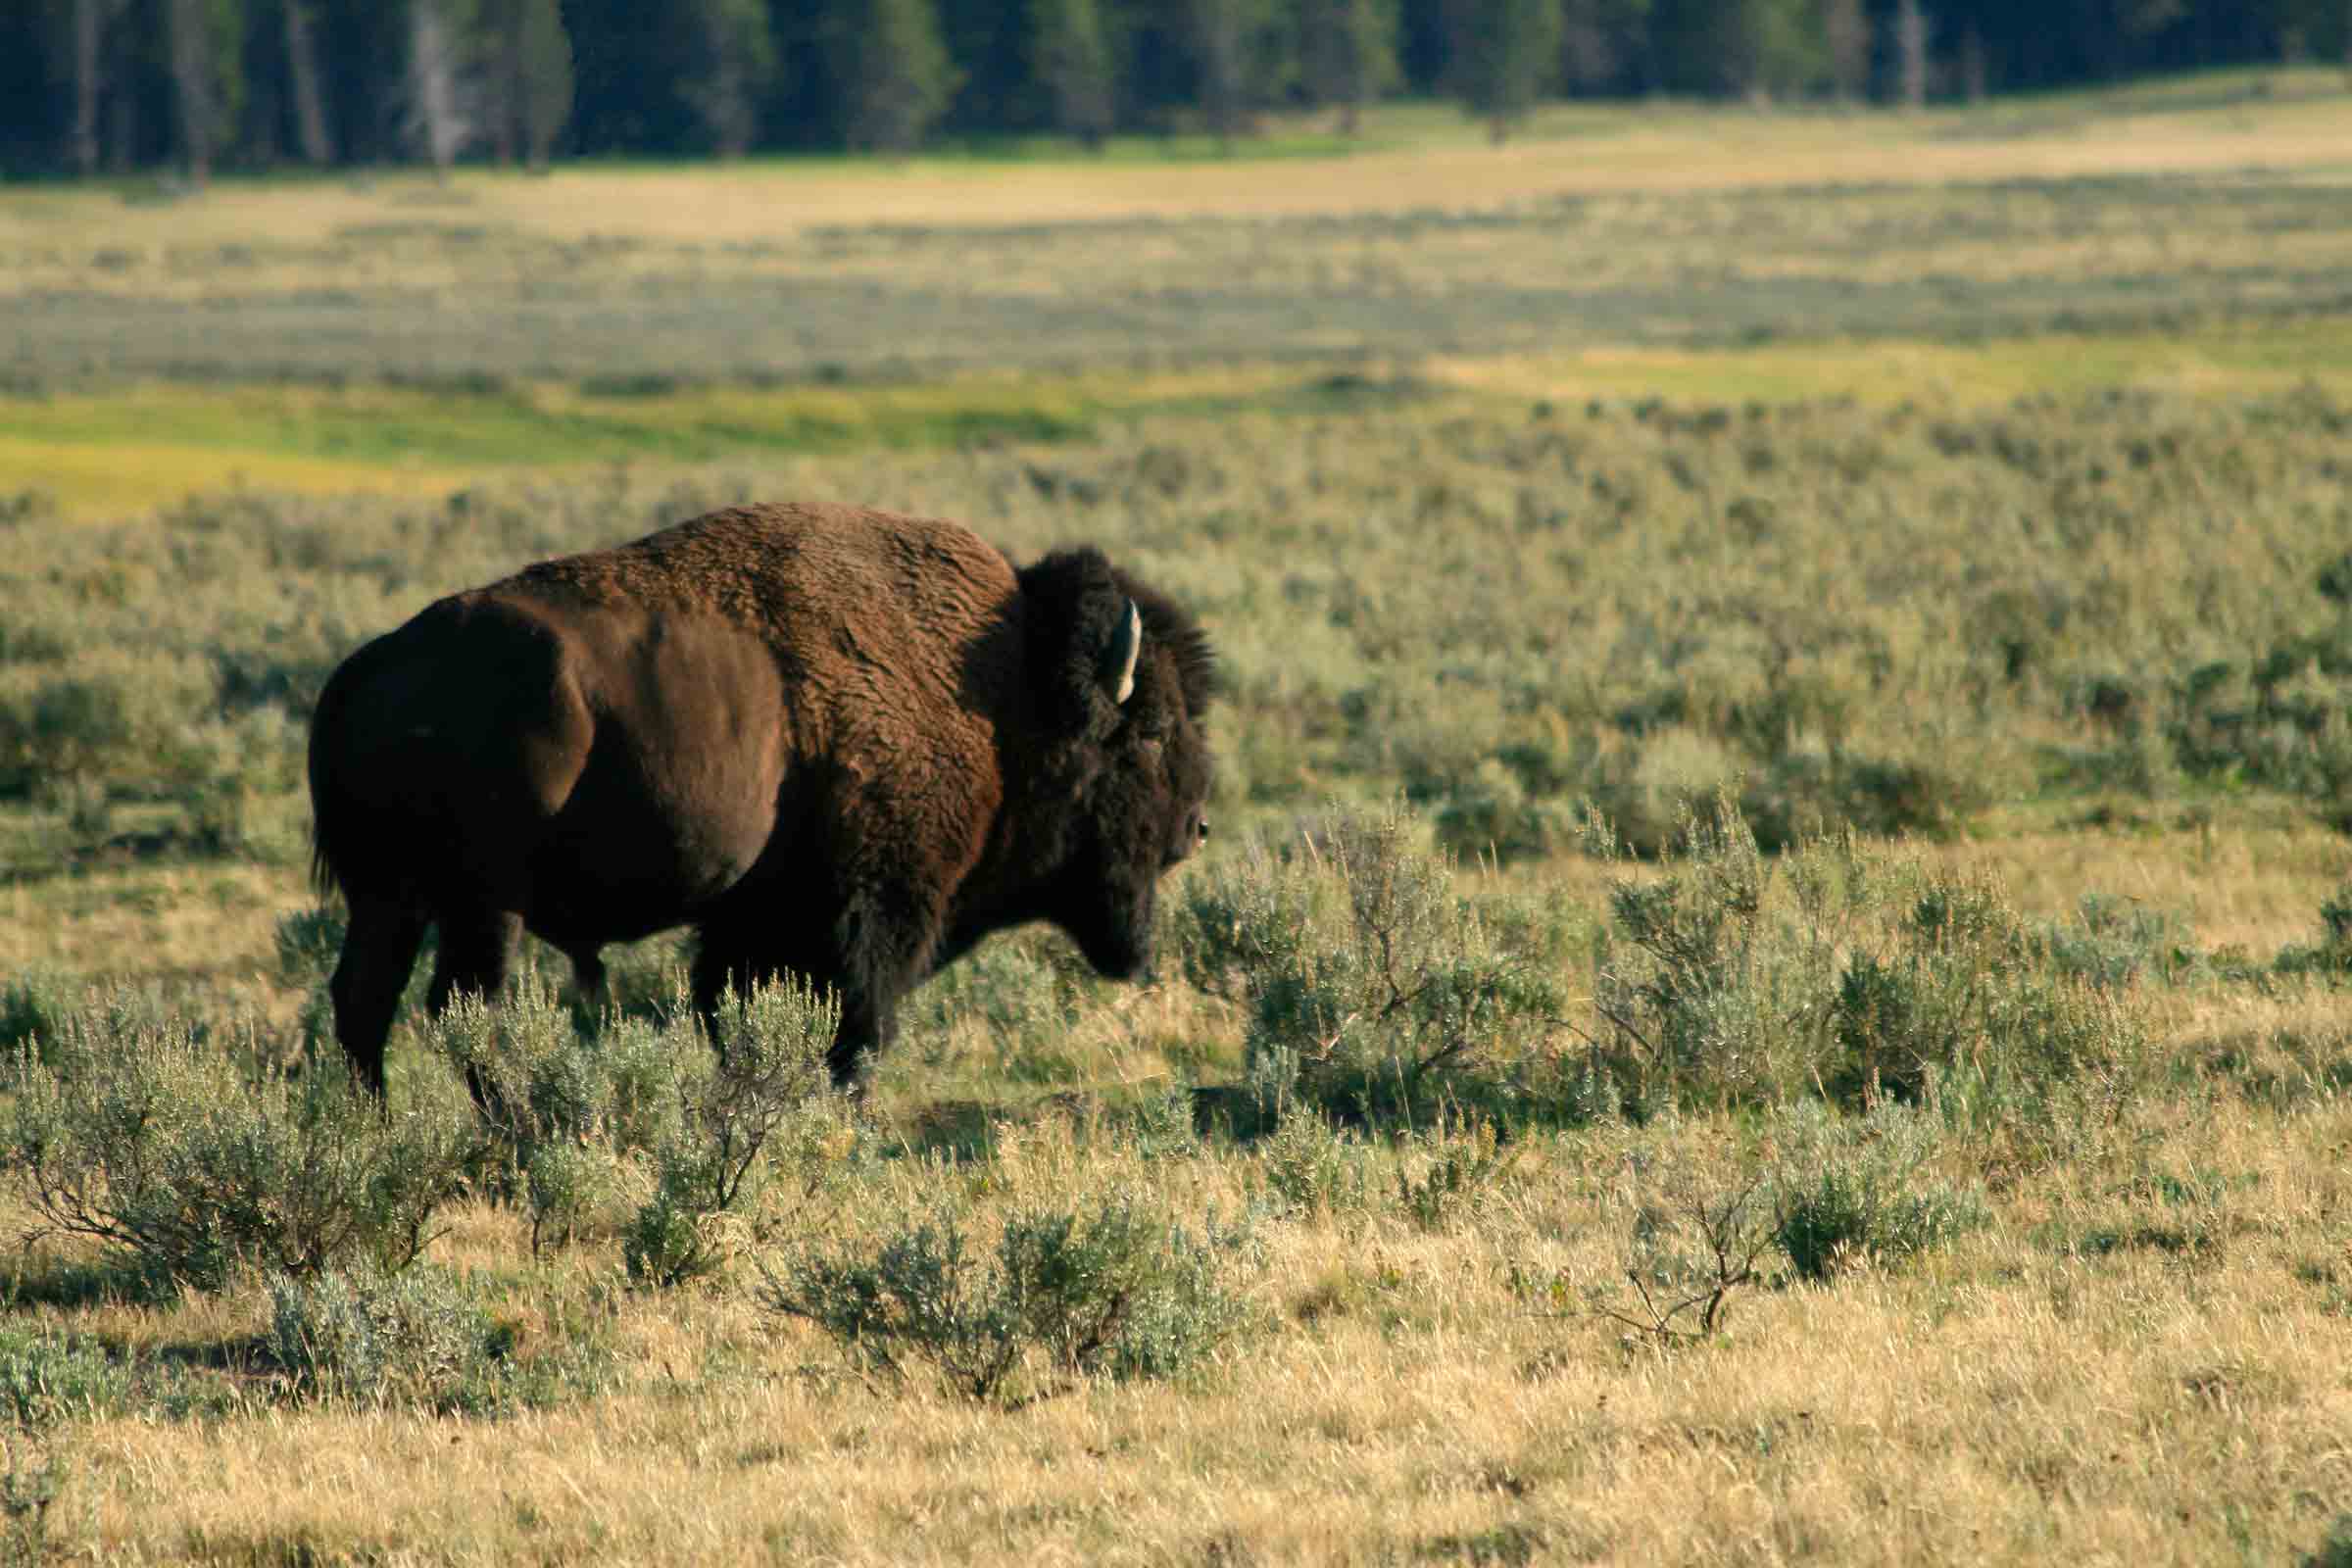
(6, 78, 2352, 1566)
(4, 72, 2352, 393)
(10, 74, 2352, 519)
(11, 167, 2352, 390)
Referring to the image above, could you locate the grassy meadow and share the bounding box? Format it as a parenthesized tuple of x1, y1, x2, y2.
(6, 77, 2352, 1565)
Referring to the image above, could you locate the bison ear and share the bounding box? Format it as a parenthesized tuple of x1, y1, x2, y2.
(1018, 548, 1139, 735)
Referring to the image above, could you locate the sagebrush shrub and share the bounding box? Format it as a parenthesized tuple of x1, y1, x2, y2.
(2276, 882, 2352, 977)
(424, 980, 645, 1250)
(268, 1267, 500, 1409)
(1178, 804, 1566, 1125)
(1588, 793, 2149, 1115)
(423, 970, 837, 1278)
(623, 977, 838, 1286)
(1251, 1114, 1374, 1217)
(1767, 1101, 1985, 1281)
(1394, 1120, 1518, 1231)
(905, 938, 1087, 1083)
(0, 1430, 64, 1568)
(0, 971, 76, 1072)
(4, 989, 473, 1291)
(267, 1265, 601, 1415)
(2038, 894, 2197, 991)
(0, 1328, 130, 1429)
(1589, 792, 1798, 1109)
(1834, 870, 2145, 1112)
(271, 906, 346, 989)
(761, 1199, 1256, 1400)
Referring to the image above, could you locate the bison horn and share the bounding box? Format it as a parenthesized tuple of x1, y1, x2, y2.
(1108, 599, 1143, 705)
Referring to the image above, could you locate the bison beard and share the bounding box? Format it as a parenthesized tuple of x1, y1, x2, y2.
(307, 501, 1214, 1098)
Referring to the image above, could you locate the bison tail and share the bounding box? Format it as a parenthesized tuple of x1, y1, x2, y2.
(307, 665, 358, 904)
(305, 650, 412, 909)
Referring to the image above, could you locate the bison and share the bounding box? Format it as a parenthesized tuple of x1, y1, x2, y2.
(307, 501, 1214, 1094)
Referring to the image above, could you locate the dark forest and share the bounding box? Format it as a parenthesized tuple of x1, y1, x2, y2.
(1, 0, 2338, 181)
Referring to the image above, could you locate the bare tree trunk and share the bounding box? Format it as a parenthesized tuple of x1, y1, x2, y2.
(1960, 24, 1986, 103)
(165, 0, 216, 186)
(1895, 0, 1931, 111)
(282, 0, 336, 165)
(689, 0, 754, 159)
(70, 0, 108, 177)
(406, 0, 472, 178)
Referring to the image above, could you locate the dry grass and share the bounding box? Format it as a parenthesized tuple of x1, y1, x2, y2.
(8, 1089, 2344, 1566)
(1430, 317, 2352, 416)
(7, 74, 2352, 255)
(0, 862, 295, 981)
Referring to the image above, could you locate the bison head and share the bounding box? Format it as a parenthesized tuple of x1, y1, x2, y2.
(1018, 549, 1216, 981)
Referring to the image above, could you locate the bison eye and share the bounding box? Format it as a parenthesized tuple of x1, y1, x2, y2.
(1198, 814, 1209, 842)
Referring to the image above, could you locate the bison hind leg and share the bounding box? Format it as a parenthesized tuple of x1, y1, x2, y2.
(329, 899, 429, 1098)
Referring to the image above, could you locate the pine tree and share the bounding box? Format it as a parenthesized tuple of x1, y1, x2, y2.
(1444, 0, 1562, 141)
(1744, 0, 1826, 100)
(685, 0, 776, 158)
(164, 0, 243, 185)
(1188, 0, 1283, 150)
(1301, 0, 1399, 133)
(1033, 0, 1117, 148)
(1647, 0, 1823, 101)
(1823, 0, 1869, 100)
(842, 0, 960, 154)
(512, 0, 571, 169)
(1557, 0, 1649, 94)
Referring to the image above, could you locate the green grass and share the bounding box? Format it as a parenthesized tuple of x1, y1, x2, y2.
(14, 316, 2352, 519)
(0, 367, 1315, 517)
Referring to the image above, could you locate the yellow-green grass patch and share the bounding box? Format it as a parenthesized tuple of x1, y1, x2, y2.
(1431, 316, 2352, 410)
(0, 366, 1332, 520)
(16, 318, 2352, 520)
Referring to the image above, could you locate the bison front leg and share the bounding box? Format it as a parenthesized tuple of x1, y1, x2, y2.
(689, 937, 880, 1092)
(693, 882, 935, 1092)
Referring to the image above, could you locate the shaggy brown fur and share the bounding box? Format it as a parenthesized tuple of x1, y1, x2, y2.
(308, 501, 1215, 1093)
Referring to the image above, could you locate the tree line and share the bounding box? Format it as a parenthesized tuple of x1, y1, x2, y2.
(2, 0, 2342, 182)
